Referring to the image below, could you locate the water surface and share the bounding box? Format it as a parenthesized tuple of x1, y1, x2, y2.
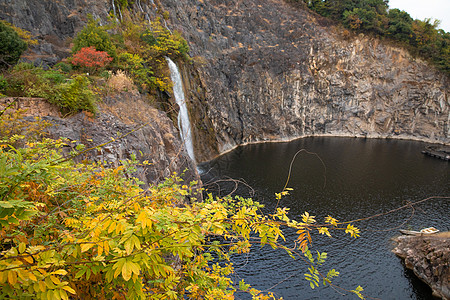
(200, 137, 449, 300)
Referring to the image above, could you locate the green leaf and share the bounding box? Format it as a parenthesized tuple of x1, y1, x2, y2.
(239, 279, 250, 291)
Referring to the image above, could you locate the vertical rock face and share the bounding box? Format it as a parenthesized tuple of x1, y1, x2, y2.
(1, 0, 449, 164)
(0, 0, 111, 65)
(1, 94, 199, 187)
(158, 0, 449, 161)
(44, 93, 200, 186)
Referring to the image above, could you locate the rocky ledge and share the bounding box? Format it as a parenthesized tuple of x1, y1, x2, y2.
(392, 232, 450, 299)
(0, 94, 199, 188)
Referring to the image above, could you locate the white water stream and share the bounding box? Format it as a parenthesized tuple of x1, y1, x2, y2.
(166, 57, 196, 162)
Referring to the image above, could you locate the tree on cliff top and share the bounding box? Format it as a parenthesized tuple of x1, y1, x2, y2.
(0, 21, 27, 69)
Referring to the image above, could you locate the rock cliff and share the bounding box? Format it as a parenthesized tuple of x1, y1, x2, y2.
(158, 0, 450, 160)
(1, 0, 449, 164)
(393, 232, 450, 300)
(0, 95, 199, 187)
(0, 0, 112, 65)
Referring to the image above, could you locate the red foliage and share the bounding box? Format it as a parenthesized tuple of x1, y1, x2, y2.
(71, 46, 113, 71)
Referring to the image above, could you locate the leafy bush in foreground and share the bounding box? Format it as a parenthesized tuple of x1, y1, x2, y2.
(0, 113, 365, 300)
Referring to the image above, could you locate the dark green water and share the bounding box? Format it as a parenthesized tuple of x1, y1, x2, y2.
(199, 137, 449, 300)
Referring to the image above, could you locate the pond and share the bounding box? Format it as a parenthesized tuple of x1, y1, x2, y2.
(199, 137, 449, 300)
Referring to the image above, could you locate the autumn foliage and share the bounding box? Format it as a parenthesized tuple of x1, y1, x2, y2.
(71, 46, 113, 72)
(0, 112, 365, 299)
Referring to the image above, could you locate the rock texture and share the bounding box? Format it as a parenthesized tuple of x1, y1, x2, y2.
(393, 232, 450, 300)
(0, 95, 199, 187)
(1, 0, 449, 163)
(0, 0, 111, 65)
(158, 0, 450, 161)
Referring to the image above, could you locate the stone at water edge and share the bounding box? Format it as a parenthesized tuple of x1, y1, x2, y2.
(392, 232, 450, 300)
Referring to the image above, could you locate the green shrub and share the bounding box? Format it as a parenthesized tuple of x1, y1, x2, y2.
(72, 18, 117, 60)
(0, 21, 27, 69)
(140, 29, 158, 46)
(141, 18, 190, 60)
(1, 65, 97, 114)
(42, 70, 67, 84)
(12, 61, 34, 71)
(49, 75, 97, 114)
(117, 52, 156, 91)
(100, 70, 112, 79)
(4, 65, 64, 98)
(53, 62, 73, 73)
(0, 75, 8, 93)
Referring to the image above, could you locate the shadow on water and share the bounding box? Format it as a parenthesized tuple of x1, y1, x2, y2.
(200, 137, 449, 300)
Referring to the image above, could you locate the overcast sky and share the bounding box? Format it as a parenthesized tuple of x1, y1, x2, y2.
(388, 0, 450, 32)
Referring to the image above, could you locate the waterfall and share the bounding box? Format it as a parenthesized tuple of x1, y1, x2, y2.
(111, 0, 119, 22)
(166, 57, 196, 162)
(136, 0, 152, 25)
(162, 18, 172, 34)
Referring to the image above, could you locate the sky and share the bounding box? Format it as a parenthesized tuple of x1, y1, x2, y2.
(388, 0, 450, 32)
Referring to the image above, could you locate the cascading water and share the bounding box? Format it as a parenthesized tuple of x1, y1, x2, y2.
(166, 57, 196, 162)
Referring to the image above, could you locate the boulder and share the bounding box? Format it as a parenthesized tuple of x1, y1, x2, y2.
(392, 232, 450, 299)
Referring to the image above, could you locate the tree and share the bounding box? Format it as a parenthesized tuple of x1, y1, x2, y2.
(71, 46, 113, 73)
(386, 9, 414, 42)
(0, 21, 27, 69)
(72, 18, 117, 60)
(411, 19, 440, 57)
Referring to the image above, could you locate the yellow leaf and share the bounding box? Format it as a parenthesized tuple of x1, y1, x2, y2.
(7, 271, 17, 285)
(45, 276, 56, 289)
(97, 243, 103, 257)
(122, 261, 132, 281)
(128, 261, 140, 276)
(113, 258, 126, 279)
(136, 211, 149, 229)
(50, 275, 61, 285)
(80, 243, 94, 253)
(0, 271, 5, 284)
(52, 270, 68, 276)
(51, 289, 61, 300)
(124, 239, 133, 255)
(17, 269, 28, 280)
(18, 242, 26, 253)
(60, 289, 69, 300)
(103, 241, 110, 256)
(39, 281, 46, 292)
(23, 255, 34, 264)
(62, 285, 76, 294)
(318, 227, 331, 237)
(108, 222, 116, 233)
(28, 272, 37, 281)
(325, 215, 339, 227)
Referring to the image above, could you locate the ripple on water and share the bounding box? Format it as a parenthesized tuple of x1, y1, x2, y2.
(201, 137, 449, 300)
